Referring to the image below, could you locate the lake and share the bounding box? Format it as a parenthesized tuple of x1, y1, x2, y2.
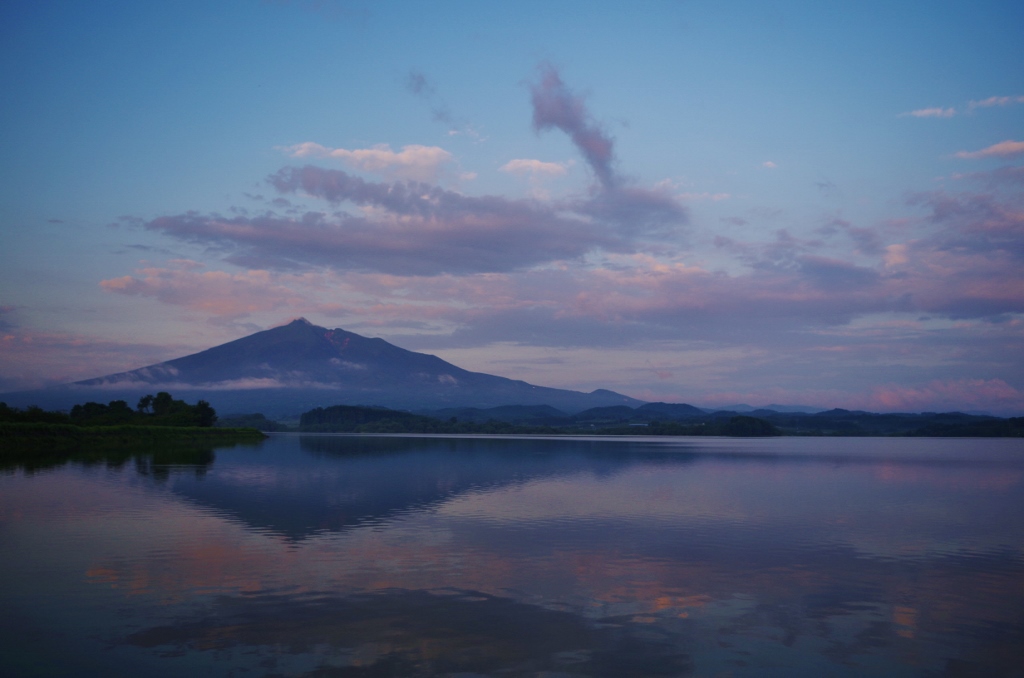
(2, 434, 1023, 677)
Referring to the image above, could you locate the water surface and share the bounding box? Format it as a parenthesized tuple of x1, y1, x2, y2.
(2, 434, 1023, 676)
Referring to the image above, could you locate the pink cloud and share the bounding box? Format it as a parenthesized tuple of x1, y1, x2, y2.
(861, 378, 1024, 413)
(148, 69, 687, 280)
(901, 107, 956, 118)
(954, 140, 1024, 159)
(279, 142, 454, 182)
(100, 261, 310, 316)
(130, 171, 1024, 347)
(499, 158, 569, 176)
(0, 330, 185, 391)
(663, 379, 1024, 416)
(150, 168, 622, 276)
(968, 95, 1024, 110)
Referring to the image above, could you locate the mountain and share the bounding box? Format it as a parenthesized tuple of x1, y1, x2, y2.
(2, 319, 644, 416)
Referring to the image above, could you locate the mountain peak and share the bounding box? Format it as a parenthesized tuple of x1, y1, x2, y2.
(42, 320, 646, 415)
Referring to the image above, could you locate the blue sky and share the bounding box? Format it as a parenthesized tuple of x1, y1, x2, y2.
(2, 0, 1023, 413)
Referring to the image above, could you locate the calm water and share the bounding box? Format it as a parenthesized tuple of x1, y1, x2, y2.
(2, 435, 1023, 677)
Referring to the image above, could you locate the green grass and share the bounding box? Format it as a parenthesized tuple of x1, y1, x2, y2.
(0, 422, 266, 455)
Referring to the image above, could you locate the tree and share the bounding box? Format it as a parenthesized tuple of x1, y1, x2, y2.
(193, 400, 217, 427)
(152, 392, 174, 417)
(132, 392, 218, 427)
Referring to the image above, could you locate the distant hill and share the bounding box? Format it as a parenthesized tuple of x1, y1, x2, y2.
(414, 402, 1023, 437)
(1, 319, 644, 416)
(420, 404, 569, 425)
(710, 403, 827, 414)
(418, 402, 710, 426)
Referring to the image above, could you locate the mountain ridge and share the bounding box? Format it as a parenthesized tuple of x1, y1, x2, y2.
(3, 319, 645, 416)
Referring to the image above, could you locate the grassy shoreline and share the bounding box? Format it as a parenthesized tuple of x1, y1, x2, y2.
(1, 422, 267, 454)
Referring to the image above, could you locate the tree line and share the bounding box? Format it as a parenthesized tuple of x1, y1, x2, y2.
(1, 392, 217, 428)
(297, 404, 782, 436)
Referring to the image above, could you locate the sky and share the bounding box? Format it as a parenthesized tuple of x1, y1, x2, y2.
(1, 0, 1023, 414)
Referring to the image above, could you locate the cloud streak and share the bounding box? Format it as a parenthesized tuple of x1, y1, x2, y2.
(954, 140, 1024, 159)
(499, 159, 569, 176)
(531, 65, 617, 189)
(404, 69, 477, 136)
(901, 95, 1024, 118)
(528, 65, 688, 234)
(863, 379, 1024, 413)
(145, 168, 622, 275)
(280, 142, 454, 181)
(142, 68, 687, 284)
(0, 329, 188, 391)
(136, 146, 1023, 336)
(101, 260, 310, 315)
(901, 107, 956, 118)
(968, 95, 1024, 110)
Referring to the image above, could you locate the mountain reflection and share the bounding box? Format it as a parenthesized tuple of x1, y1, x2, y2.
(161, 435, 1024, 545)
(5, 435, 1023, 677)
(163, 435, 703, 540)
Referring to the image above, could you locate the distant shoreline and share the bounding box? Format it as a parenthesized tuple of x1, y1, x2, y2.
(261, 404, 1024, 438)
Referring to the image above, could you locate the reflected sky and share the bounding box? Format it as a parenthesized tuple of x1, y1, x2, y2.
(1, 435, 1023, 677)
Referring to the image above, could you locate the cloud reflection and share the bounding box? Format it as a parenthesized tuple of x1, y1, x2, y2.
(7, 436, 1022, 675)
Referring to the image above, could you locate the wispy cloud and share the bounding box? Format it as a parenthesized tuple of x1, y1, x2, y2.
(531, 64, 617, 189)
(137, 167, 1024, 338)
(405, 69, 434, 98)
(901, 95, 1024, 118)
(529, 65, 688, 235)
(968, 95, 1024, 110)
(279, 142, 454, 182)
(100, 260, 309, 315)
(404, 69, 479, 137)
(0, 305, 18, 331)
(900, 107, 956, 118)
(146, 169, 622, 276)
(950, 164, 1024, 188)
(953, 140, 1024, 159)
(693, 378, 1024, 415)
(145, 69, 689, 280)
(0, 329, 186, 391)
(499, 159, 569, 176)
(862, 378, 1024, 413)
(883, 244, 908, 268)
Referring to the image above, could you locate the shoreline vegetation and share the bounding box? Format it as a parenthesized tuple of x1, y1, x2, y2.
(295, 406, 783, 437)
(227, 404, 1024, 438)
(4, 397, 1023, 455)
(1, 422, 267, 446)
(1, 394, 266, 461)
